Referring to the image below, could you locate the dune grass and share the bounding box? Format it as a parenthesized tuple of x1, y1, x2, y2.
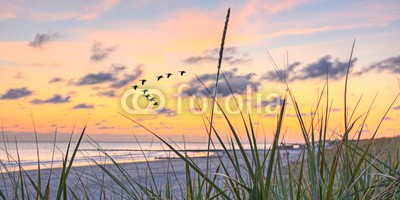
(1, 7, 400, 199)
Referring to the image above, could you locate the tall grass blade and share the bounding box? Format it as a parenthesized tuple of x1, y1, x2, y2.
(206, 8, 230, 199)
(265, 96, 286, 196)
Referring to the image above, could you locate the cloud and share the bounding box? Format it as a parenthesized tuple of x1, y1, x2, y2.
(0, 87, 32, 100)
(246, 73, 257, 79)
(383, 117, 392, 121)
(261, 55, 356, 82)
(235, 0, 400, 42)
(0, 12, 15, 20)
(331, 108, 342, 112)
(93, 120, 115, 129)
(111, 64, 126, 73)
(14, 72, 24, 79)
(92, 120, 117, 129)
(393, 105, 400, 110)
(97, 90, 116, 97)
(292, 56, 357, 81)
(355, 55, 400, 76)
(0, 0, 119, 22)
(76, 72, 116, 85)
(182, 68, 260, 97)
(72, 103, 94, 109)
(238, 0, 312, 20)
(259, 96, 284, 107)
(158, 108, 177, 117)
(48, 77, 64, 84)
(95, 120, 106, 126)
(97, 126, 116, 130)
(28, 32, 63, 48)
(75, 64, 142, 88)
(30, 94, 71, 104)
(110, 66, 143, 88)
(261, 62, 300, 82)
(183, 47, 252, 66)
(90, 41, 116, 62)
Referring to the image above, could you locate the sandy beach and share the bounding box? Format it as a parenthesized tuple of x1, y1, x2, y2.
(0, 150, 302, 199)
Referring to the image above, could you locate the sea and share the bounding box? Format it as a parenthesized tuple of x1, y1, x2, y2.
(0, 141, 272, 172)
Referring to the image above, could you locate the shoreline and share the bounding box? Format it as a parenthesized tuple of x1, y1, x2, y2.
(0, 150, 303, 198)
(1, 147, 305, 173)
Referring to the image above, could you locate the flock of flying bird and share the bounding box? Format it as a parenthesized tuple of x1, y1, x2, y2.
(131, 70, 186, 106)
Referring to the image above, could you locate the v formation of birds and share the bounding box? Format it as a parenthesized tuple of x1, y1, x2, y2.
(132, 71, 186, 106)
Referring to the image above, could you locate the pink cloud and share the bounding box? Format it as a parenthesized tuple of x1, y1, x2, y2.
(231, 0, 400, 44)
(0, 0, 21, 19)
(234, 0, 313, 26)
(324, 1, 400, 27)
(0, 0, 120, 21)
(0, 12, 15, 20)
(77, 0, 119, 21)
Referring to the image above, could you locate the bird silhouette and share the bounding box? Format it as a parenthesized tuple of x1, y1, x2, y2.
(166, 73, 173, 78)
(139, 79, 147, 85)
(142, 89, 149, 94)
(132, 85, 138, 90)
(156, 75, 164, 81)
(143, 94, 151, 98)
(178, 71, 186, 76)
(152, 102, 158, 106)
(148, 97, 155, 101)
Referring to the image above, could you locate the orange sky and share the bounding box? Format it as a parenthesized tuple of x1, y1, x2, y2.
(0, 0, 400, 142)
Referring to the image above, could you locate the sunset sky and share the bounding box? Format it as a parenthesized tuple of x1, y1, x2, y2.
(1, 0, 399, 142)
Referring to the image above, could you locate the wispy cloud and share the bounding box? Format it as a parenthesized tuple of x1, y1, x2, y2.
(234, 0, 313, 30)
(0, 12, 15, 20)
(393, 105, 400, 110)
(383, 117, 393, 121)
(355, 55, 400, 76)
(239, 0, 312, 18)
(110, 66, 142, 88)
(261, 55, 357, 82)
(30, 94, 71, 104)
(183, 68, 260, 97)
(48, 77, 65, 84)
(261, 62, 300, 82)
(76, 72, 116, 85)
(0, 87, 32, 100)
(97, 90, 116, 97)
(291, 56, 357, 81)
(0, 1, 20, 20)
(1, 0, 119, 22)
(93, 120, 115, 129)
(159, 108, 177, 117)
(28, 32, 63, 48)
(14, 72, 24, 79)
(97, 126, 116, 130)
(259, 96, 284, 107)
(80, 0, 120, 20)
(184, 47, 252, 65)
(75, 64, 142, 88)
(95, 120, 106, 126)
(72, 103, 94, 109)
(111, 64, 126, 73)
(233, 0, 400, 44)
(90, 41, 116, 62)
